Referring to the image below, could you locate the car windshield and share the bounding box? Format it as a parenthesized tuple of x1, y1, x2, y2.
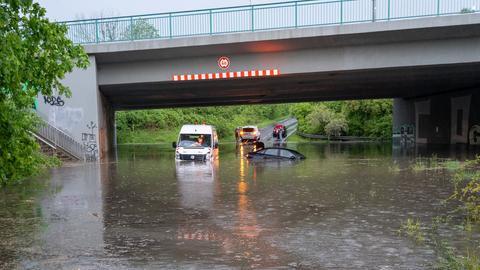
(242, 128, 255, 132)
(178, 134, 212, 147)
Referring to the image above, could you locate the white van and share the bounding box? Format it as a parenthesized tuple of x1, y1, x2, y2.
(173, 125, 218, 161)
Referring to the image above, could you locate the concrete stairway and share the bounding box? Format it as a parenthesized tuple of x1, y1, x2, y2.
(33, 118, 85, 162)
(33, 133, 78, 162)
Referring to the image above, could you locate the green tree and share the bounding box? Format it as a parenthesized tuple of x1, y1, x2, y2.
(306, 104, 334, 134)
(343, 99, 392, 138)
(0, 0, 89, 185)
(122, 19, 159, 40)
(289, 103, 314, 133)
(325, 117, 348, 137)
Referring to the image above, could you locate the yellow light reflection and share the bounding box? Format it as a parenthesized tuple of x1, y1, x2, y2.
(235, 144, 260, 239)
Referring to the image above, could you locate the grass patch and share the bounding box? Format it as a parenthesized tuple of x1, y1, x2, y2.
(436, 241, 480, 270)
(286, 134, 313, 143)
(411, 159, 428, 172)
(388, 162, 401, 173)
(117, 129, 178, 144)
(398, 218, 425, 243)
(117, 118, 287, 144)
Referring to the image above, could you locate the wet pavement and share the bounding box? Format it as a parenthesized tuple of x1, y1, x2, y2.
(0, 142, 479, 269)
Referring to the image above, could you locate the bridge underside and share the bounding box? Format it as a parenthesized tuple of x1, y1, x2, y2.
(100, 62, 480, 110)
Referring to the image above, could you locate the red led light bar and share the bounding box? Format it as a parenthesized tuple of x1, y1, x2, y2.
(172, 69, 280, 81)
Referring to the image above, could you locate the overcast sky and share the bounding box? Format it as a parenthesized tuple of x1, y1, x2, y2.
(36, 0, 287, 21)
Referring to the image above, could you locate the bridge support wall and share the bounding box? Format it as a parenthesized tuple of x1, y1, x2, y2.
(393, 89, 480, 146)
(35, 55, 114, 161)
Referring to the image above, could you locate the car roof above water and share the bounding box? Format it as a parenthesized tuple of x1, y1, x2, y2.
(180, 125, 215, 134)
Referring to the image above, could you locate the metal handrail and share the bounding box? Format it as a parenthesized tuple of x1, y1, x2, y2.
(63, 0, 480, 44)
(35, 118, 85, 161)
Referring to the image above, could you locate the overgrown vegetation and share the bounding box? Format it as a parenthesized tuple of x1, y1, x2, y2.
(436, 240, 480, 270)
(0, 0, 89, 185)
(289, 99, 392, 139)
(461, 7, 476, 14)
(398, 156, 480, 269)
(410, 155, 443, 172)
(116, 104, 290, 144)
(449, 156, 480, 223)
(117, 99, 393, 143)
(398, 218, 425, 243)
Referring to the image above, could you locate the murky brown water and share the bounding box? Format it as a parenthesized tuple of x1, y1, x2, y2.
(0, 143, 479, 269)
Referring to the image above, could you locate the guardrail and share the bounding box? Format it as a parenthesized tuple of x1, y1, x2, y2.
(35, 118, 85, 160)
(64, 0, 480, 44)
(297, 132, 383, 141)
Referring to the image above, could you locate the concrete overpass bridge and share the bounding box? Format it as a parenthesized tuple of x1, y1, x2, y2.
(35, 0, 480, 160)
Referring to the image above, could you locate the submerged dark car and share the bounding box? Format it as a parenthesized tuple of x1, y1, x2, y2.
(246, 148, 305, 160)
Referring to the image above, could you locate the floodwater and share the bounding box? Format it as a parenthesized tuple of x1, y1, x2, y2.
(1, 143, 479, 269)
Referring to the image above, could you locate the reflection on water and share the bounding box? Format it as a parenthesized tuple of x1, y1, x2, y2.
(176, 160, 218, 210)
(1, 143, 479, 269)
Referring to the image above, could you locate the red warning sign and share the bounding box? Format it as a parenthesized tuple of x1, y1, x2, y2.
(217, 56, 230, 70)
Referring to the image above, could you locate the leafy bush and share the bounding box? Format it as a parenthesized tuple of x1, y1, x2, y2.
(0, 0, 88, 185)
(306, 104, 334, 134)
(461, 8, 476, 14)
(290, 100, 392, 139)
(450, 156, 480, 222)
(325, 117, 348, 137)
(343, 99, 393, 138)
(289, 103, 314, 133)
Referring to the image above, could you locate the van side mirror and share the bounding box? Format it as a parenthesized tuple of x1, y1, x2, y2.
(172, 142, 177, 148)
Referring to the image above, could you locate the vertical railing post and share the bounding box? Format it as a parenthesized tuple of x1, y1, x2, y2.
(251, 5, 255, 31)
(437, 0, 440, 15)
(169, 13, 173, 38)
(130, 17, 134, 40)
(294, 1, 298, 28)
(340, 0, 343, 24)
(388, 0, 391, 20)
(95, 19, 99, 43)
(209, 9, 213, 35)
(372, 0, 376, 22)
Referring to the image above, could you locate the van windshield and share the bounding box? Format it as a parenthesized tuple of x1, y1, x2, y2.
(178, 134, 212, 148)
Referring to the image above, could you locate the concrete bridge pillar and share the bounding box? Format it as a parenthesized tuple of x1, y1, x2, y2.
(393, 98, 415, 145)
(35, 55, 114, 162)
(393, 89, 480, 146)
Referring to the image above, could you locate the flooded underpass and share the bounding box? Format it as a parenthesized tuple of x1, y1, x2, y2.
(1, 143, 479, 269)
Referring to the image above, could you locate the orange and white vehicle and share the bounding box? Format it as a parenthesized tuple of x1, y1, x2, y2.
(239, 126, 260, 143)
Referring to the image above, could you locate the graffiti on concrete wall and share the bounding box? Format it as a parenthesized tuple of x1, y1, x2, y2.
(470, 125, 480, 145)
(82, 121, 98, 161)
(393, 124, 416, 146)
(43, 96, 65, 107)
(48, 107, 84, 135)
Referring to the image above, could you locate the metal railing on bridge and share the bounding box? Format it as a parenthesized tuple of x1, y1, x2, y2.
(64, 0, 480, 44)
